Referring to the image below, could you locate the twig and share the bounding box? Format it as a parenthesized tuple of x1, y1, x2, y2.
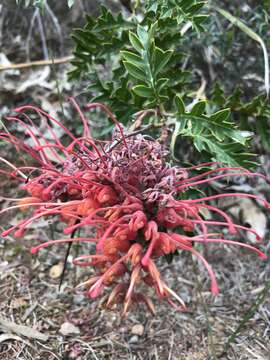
(0, 334, 35, 350)
(44, 1, 63, 55)
(217, 8, 270, 97)
(36, 8, 49, 60)
(58, 224, 79, 291)
(186, 70, 207, 111)
(50, 53, 67, 119)
(26, 7, 39, 61)
(0, 316, 49, 341)
(22, 302, 38, 322)
(130, 109, 157, 131)
(0, 56, 74, 71)
(168, 332, 175, 360)
(0, 157, 27, 179)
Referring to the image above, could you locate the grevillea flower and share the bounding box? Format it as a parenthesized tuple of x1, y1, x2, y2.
(0, 99, 269, 315)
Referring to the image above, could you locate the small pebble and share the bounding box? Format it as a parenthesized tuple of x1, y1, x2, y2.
(59, 322, 80, 336)
(131, 324, 144, 336)
(49, 263, 64, 279)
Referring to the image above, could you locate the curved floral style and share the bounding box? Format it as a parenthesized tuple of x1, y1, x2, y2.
(0, 99, 268, 315)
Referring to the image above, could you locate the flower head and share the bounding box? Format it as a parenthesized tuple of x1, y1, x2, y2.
(0, 99, 268, 315)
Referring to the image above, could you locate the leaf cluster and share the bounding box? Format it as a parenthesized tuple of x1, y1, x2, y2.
(69, 2, 205, 117)
(146, 0, 207, 32)
(211, 84, 270, 153)
(171, 96, 254, 167)
(69, 1, 267, 168)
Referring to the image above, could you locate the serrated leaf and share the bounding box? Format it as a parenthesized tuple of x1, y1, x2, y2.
(174, 102, 252, 167)
(185, 113, 246, 144)
(146, 0, 206, 33)
(200, 138, 256, 168)
(70, 0, 208, 121)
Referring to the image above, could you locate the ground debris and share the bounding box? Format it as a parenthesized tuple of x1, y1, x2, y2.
(59, 322, 80, 337)
(0, 316, 49, 342)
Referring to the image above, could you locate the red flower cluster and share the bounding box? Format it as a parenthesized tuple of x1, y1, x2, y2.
(0, 100, 269, 315)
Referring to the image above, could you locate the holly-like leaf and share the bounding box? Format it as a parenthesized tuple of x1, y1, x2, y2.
(173, 99, 253, 167)
(146, 0, 208, 32)
(69, 7, 133, 80)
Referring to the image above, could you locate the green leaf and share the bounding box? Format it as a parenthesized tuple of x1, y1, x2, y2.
(173, 103, 252, 167)
(69, 7, 133, 80)
(210, 108, 231, 123)
(174, 95, 185, 114)
(187, 2, 206, 14)
(154, 47, 173, 75)
(146, 0, 207, 33)
(194, 15, 208, 25)
(211, 84, 226, 106)
(129, 32, 144, 53)
(156, 78, 169, 91)
(200, 139, 256, 168)
(137, 25, 149, 48)
(121, 51, 144, 69)
(132, 85, 154, 98)
(148, 21, 159, 42)
(191, 101, 206, 116)
(123, 61, 146, 82)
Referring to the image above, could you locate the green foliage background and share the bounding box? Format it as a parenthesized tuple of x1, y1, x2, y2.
(68, 0, 270, 168)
